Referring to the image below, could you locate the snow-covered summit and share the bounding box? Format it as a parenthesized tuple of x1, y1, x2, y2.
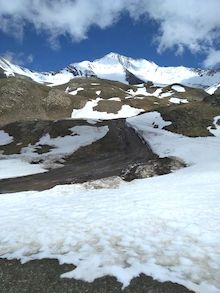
(1, 53, 220, 88)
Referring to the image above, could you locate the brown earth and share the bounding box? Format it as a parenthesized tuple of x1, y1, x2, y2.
(0, 258, 194, 293)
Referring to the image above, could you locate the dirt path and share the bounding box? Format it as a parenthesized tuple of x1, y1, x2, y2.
(0, 259, 194, 293)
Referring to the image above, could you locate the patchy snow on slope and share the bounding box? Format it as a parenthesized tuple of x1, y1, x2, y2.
(208, 116, 220, 137)
(160, 91, 173, 98)
(1, 112, 220, 293)
(21, 125, 109, 163)
(0, 158, 46, 180)
(0, 126, 108, 178)
(72, 98, 143, 120)
(127, 86, 185, 100)
(127, 87, 163, 98)
(0, 131, 13, 146)
(169, 97, 189, 104)
(41, 126, 108, 155)
(108, 97, 121, 101)
(172, 85, 186, 92)
(69, 87, 84, 95)
(96, 90, 101, 96)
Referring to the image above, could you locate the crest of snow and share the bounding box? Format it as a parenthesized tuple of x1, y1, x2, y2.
(205, 83, 220, 95)
(69, 87, 84, 95)
(72, 98, 143, 120)
(171, 85, 186, 92)
(108, 97, 121, 101)
(1, 112, 220, 292)
(0, 130, 13, 146)
(208, 116, 220, 137)
(96, 90, 101, 96)
(169, 97, 189, 104)
(0, 158, 46, 179)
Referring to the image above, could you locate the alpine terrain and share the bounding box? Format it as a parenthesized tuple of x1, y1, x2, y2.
(0, 53, 220, 293)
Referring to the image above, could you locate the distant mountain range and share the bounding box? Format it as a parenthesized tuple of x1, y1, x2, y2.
(1, 52, 220, 89)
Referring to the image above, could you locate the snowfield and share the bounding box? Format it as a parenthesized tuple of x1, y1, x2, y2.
(0, 112, 220, 292)
(169, 97, 189, 104)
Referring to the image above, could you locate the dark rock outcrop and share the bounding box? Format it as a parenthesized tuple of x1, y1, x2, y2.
(125, 69, 145, 85)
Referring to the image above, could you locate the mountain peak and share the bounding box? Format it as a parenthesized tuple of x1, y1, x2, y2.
(103, 52, 120, 58)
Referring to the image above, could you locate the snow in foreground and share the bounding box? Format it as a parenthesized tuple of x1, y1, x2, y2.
(0, 113, 220, 293)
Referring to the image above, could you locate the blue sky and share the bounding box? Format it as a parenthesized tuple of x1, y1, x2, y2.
(0, 0, 219, 71)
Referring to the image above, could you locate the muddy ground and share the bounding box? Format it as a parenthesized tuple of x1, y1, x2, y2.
(0, 259, 194, 293)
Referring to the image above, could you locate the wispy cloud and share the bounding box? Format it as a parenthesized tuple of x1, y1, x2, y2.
(1, 51, 34, 66)
(203, 50, 220, 68)
(0, 0, 220, 67)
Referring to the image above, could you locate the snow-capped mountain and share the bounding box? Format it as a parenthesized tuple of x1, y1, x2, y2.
(1, 52, 220, 88)
(75, 53, 220, 87)
(0, 57, 94, 87)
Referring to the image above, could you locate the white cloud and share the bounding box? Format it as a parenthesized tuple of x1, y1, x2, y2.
(1, 51, 34, 66)
(0, 0, 220, 67)
(203, 50, 220, 68)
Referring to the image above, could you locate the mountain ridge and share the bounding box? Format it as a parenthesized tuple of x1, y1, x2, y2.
(1, 52, 220, 88)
